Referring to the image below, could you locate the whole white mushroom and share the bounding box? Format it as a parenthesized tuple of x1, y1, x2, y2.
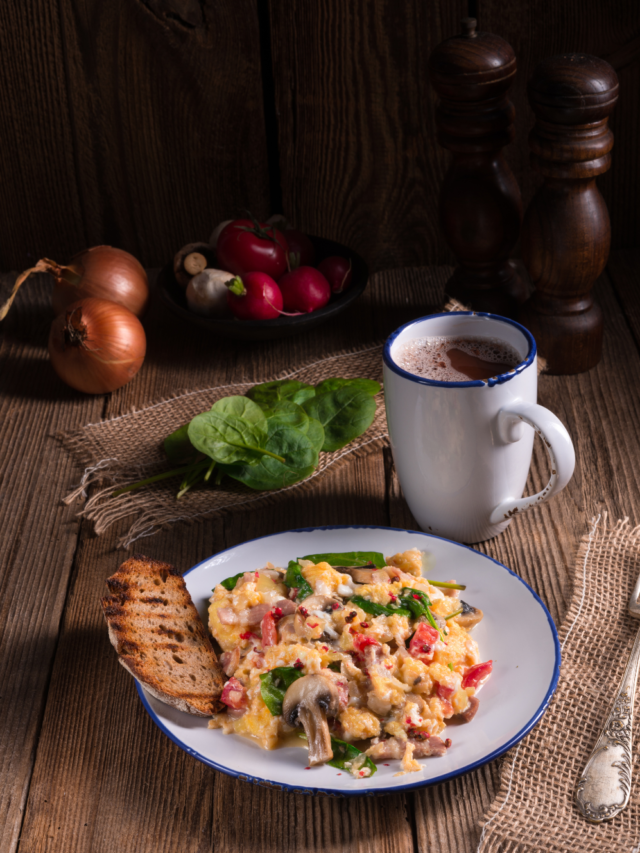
(186, 269, 234, 317)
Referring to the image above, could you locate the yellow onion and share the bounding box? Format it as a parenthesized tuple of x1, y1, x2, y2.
(48, 298, 146, 394)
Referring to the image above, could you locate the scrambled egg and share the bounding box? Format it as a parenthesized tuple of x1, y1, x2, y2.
(207, 548, 489, 777)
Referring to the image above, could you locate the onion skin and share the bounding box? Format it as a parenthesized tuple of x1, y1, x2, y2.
(52, 246, 149, 317)
(48, 298, 146, 394)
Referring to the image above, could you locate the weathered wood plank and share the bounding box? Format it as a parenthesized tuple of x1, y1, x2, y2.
(0, 276, 104, 853)
(478, 0, 640, 250)
(0, 0, 270, 270)
(268, 1, 465, 271)
(386, 268, 640, 852)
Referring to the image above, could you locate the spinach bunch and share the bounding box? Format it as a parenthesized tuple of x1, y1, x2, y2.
(114, 376, 380, 499)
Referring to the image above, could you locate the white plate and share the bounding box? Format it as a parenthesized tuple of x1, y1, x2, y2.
(137, 526, 560, 796)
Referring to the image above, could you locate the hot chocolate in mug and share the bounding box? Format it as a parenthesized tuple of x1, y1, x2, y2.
(382, 312, 575, 543)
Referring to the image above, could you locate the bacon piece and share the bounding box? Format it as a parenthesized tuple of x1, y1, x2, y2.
(220, 647, 240, 677)
(273, 598, 296, 616)
(246, 603, 272, 626)
(408, 623, 440, 663)
(220, 677, 247, 711)
(411, 735, 448, 757)
(457, 695, 480, 722)
(462, 661, 493, 690)
(217, 607, 238, 625)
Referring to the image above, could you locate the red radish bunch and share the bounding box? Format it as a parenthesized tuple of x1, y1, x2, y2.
(184, 214, 354, 322)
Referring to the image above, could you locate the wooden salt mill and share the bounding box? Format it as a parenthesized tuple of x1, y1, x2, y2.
(519, 54, 619, 374)
(428, 19, 527, 317)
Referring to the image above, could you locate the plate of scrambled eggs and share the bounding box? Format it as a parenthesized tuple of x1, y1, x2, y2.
(136, 526, 560, 795)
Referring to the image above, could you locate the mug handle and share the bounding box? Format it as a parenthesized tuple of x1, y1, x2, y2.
(489, 401, 576, 525)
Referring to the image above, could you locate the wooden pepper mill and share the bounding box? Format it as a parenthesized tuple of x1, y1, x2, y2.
(519, 54, 619, 374)
(428, 18, 527, 317)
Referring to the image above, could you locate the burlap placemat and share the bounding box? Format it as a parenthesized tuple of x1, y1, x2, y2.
(58, 342, 388, 549)
(478, 515, 640, 853)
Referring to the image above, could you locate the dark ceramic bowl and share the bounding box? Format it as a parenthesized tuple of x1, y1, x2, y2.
(158, 236, 368, 341)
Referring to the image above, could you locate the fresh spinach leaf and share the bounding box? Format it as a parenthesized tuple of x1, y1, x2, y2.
(188, 397, 283, 467)
(261, 400, 310, 433)
(248, 379, 316, 408)
(399, 588, 442, 635)
(327, 660, 342, 672)
(219, 571, 245, 591)
(259, 666, 305, 715)
(221, 423, 317, 490)
(302, 387, 377, 452)
(350, 595, 412, 618)
(284, 560, 314, 600)
(164, 423, 200, 465)
(304, 418, 325, 453)
(327, 736, 377, 775)
(301, 551, 386, 568)
(315, 378, 381, 396)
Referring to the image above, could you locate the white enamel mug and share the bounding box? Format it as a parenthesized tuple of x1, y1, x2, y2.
(383, 312, 575, 543)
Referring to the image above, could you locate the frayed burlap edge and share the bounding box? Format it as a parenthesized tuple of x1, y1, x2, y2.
(57, 341, 388, 549)
(477, 514, 640, 853)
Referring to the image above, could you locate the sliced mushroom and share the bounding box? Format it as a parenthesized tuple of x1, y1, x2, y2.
(282, 674, 339, 765)
(335, 565, 391, 585)
(173, 242, 216, 288)
(277, 614, 298, 643)
(301, 594, 341, 613)
(455, 600, 484, 630)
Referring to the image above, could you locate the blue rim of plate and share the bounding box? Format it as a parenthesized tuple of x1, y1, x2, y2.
(383, 312, 537, 388)
(136, 524, 561, 797)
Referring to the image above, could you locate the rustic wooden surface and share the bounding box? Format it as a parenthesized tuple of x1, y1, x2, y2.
(479, 0, 640, 252)
(0, 0, 270, 271)
(2, 252, 640, 852)
(0, 3, 637, 272)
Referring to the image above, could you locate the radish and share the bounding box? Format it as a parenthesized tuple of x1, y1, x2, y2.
(284, 229, 315, 268)
(318, 256, 353, 293)
(226, 272, 283, 320)
(278, 266, 331, 313)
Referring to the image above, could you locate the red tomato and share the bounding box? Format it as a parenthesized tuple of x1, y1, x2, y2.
(408, 623, 440, 663)
(352, 634, 380, 654)
(220, 677, 248, 710)
(461, 660, 493, 690)
(217, 219, 289, 279)
(436, 682, 455, 700)
(261, 611, 278, 647)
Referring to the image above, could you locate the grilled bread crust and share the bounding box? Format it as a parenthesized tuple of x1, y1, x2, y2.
(102, 555, 224, 716)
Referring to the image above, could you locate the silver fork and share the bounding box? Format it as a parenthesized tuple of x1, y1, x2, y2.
(576, 571, 640, 822)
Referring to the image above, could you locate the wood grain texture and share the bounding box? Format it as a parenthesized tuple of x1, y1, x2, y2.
(478, 0, 640, 250)
(268, 1, 465, 272)
(0, 0, 270, 270)
(0, 275, 103, 853)
(11, 254, 640, 852)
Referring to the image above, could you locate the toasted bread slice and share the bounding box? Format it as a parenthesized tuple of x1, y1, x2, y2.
(102, 555, 224, 716)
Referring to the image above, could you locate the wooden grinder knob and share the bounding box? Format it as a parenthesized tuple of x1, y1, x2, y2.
(429, 19, 527, 317)
(519, 54, 619, 374)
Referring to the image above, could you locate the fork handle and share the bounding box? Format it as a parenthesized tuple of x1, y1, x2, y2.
(576, 624, 640, 822)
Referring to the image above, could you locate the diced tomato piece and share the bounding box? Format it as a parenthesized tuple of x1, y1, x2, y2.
(462, 660, 493, 690)
(352, 634, 380, 654)
(436, 682, 455, 700)
(261, 611, 278, 647)
(220, 677, 248, 710)
(408, 623, 440, 662)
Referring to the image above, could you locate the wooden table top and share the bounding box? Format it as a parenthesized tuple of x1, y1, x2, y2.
(2, 251, 639, 853)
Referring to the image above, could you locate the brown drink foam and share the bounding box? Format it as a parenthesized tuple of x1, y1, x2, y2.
(393, 335, 521, 382)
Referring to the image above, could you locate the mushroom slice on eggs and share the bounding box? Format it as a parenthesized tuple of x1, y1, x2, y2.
(282, 674, 339, 765)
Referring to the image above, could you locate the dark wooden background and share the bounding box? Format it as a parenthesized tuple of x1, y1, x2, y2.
(0, 0, 638, 274)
